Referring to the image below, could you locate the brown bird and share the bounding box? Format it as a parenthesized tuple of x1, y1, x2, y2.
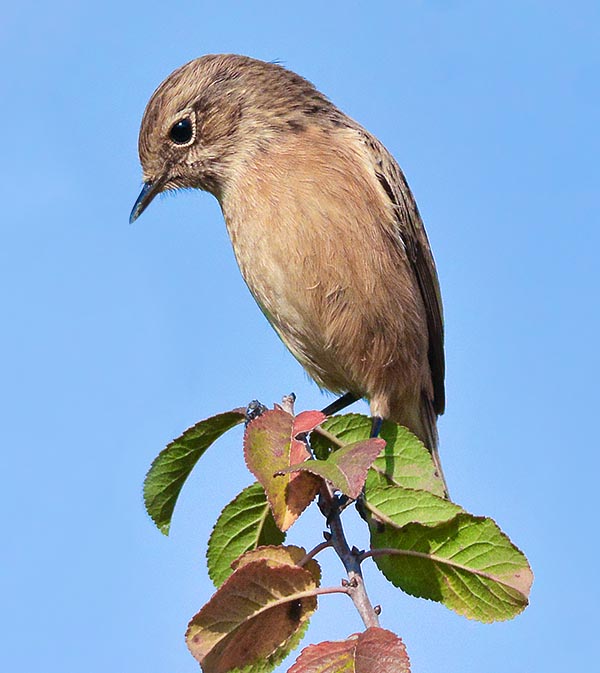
(131, 54, 447, 491)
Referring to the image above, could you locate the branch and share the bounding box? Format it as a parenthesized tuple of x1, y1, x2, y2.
(318, 482, 380, 629)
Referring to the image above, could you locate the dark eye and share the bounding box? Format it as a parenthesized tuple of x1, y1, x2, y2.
(169, 118, 193, 144)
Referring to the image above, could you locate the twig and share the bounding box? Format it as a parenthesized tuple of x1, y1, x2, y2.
(279, 393, 296, 415)
(308, 585, 351, 598)
(319, 482, 380, 629)
(298, 540, 333, 567)
(313, 425, 345, 448)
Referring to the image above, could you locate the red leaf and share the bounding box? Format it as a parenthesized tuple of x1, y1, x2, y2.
(244, 409, 320, 531)
(278, 438, 385, 499)
(288, 627, 410, 673)
(292, 410, 327, 436)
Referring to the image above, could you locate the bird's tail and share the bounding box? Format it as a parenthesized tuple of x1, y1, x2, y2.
(376, 394, 450, 498)
(419, 394, 450, 499)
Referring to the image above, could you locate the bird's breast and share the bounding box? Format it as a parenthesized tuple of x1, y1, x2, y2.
(218, 127, 429, 398)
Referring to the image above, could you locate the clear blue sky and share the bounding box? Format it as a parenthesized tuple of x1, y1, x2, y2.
(2, 1, 598, 671)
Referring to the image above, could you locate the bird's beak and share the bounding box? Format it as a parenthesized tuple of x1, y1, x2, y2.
(129, 179, 163, 223)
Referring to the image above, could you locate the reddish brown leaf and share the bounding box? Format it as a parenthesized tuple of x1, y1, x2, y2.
(288, 627, 410, 673)
(288, 638, 352, 673)
(354, 628, 410, 672)
(292, 410, 327, 436)
(278, 439, 385, 499)
(232, 544, 321, 586)
(244, 409, 320, 531)
(186, 560, 319, 673)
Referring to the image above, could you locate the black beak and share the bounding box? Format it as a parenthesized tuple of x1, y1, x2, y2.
(129, 180, 163, 224)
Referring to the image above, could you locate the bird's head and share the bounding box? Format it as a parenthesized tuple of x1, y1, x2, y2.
(130, 53, 337, 223)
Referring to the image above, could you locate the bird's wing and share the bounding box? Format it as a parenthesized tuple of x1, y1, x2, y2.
(362, 132, 445, 415)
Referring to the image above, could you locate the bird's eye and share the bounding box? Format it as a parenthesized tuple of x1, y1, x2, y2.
(169, 118, 194, 145)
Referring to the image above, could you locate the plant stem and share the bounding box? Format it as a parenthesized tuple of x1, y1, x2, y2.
(298, 540, 333, 567)
(311, 585, 352, 598)
(319, 482, 380, 629)
(313, 425, 344, 448)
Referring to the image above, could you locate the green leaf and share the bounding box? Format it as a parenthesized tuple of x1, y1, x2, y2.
(311, 414, 445, 497)
(277, 439, 385, 499)
(144, 409, 246, 535)
(370, 513, 533, 622)
(207, 483, 286, 587)
(363, 484, 463, 529)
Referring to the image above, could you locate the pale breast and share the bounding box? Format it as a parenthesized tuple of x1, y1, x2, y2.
(219, 125, 430, 401)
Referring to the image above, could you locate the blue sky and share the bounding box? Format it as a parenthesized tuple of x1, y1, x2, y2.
(2, 1, 598, 671)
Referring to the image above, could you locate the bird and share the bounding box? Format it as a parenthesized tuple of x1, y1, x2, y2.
(130, 54, 447, 492)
